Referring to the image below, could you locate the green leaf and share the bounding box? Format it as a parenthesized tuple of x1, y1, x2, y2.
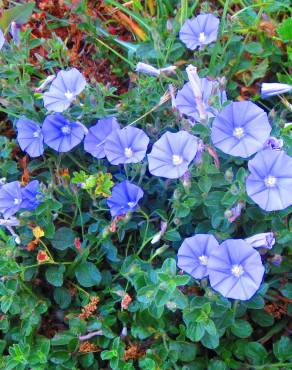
(0, 2, 35, 29)
(45, 265, 65, 287)
(201, 331, 219, 349)
(53, 287, 71, 309)
(75, 262, 101, 287)
(245, 342, 268, 365)
(244, 42, 263, 55)
(280, 283, 292, 299)
(50, 350, 70, 364)
(169, 341, 197, 362)
(251, 310, 274, 327)
(101, 349, 118, 360)
(208, 360, 228, 370)
(163, 229, 181, 242)
(198, 177, 212, 193)
(51, 227, 75, 250)
(231, 319, 253, 338)
(277, 18, 292, 42)
(186, 322, 205, 342)
(273, 336, 292, 361)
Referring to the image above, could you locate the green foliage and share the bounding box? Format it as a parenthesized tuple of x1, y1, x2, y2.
(0, 0, 291, 369)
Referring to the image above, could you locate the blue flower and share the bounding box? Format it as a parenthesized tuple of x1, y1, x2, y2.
(42, 114, 85, 152)
(104, 126, 149, 165)
(208, 239, 265, 301)
(43, 68, 86, 112)
(177, 234, 219, 279)
(106, 180, 144, 217)
(84, 117, 120, 159)
(20, 180, 41, 210)
(179, 14, 219, 50)
(0, 181, 22, 219)
(16, 118, 44, 157)
(148, 131, 198, 179)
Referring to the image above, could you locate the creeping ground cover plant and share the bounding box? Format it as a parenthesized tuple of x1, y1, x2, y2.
(0, 1, 291, 369)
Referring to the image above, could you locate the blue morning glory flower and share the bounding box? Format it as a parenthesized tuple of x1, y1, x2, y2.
(148, 131, 198, 179)
(43, 68, 86, 112)
(84, 117, 120, 159)
(179, 13, 219, 50)
(208, 239, 265, 301)
(106, 180, 144, 217)
(177, 234, 219, 279)
(16, 118, 44, 157)
(42, 114, 85, 152)
(20, 180, 41, 210)
(211, 101, 271, 158)
(0, 181, 22, 219)
(246, 149, 292, 211)
(104, 126, 149, 165)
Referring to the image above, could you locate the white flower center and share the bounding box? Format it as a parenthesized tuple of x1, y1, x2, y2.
(33, 130, 40, 138)
(64, 90, 74, 100)
(198, 255, 208, 266)
(231, 264, 244, 277)
(14, 198, 20, 205)
(127, 201, 136, 208)
(124, 147, 133, 158)
(172, 154, 183, 166)
(233, 127, 244, 139)
(61, 125, 71, 134)
(264, 175, 277, 188)
(199, 32, 206, 43)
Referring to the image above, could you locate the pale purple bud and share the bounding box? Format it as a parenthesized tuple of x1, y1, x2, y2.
(34, 75, 56, 93)
(135, 62, 176, 77)
(185, 65, 207, 121)
(261, 83, 292, 98)
(151, 221, 168, 244)
(10, 21, 21, 46)
(224, 168, 234, 182)
(225, 202, 244, 222)
(194, 139, 205, 165)
(0, 217, 20, 227)
(245, 232, 275, 250)
(182, 170, 191, 188)
(269, 254, 282, 266)
(168, 84, 177, 110)
(264, 136, 283, 150)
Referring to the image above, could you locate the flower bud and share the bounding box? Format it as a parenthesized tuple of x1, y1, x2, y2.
(245, 232, 275, 250)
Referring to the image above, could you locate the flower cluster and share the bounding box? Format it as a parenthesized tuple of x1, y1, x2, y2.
(177, 233, 269, 300)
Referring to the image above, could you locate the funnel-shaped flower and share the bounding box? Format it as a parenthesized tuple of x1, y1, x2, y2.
(176, 78, 227, 124)
(177, 234, 219, 279)
(211, 101, 271, 158)
(208, 239, 265, 300)
(179, 13, 219, 50)
(43, 68, 86, 112)
(246, 149, 292, 211)
(148, 131, 198, 179)
(104, 126, 149, 165)
(42, 114, 85, 152)
(84, 117, 120, 159)
(0, 181, 22, 219)
(20, 180, 41, 210)
(106, 180, 144, 217)
(16, 118, 44, 157)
